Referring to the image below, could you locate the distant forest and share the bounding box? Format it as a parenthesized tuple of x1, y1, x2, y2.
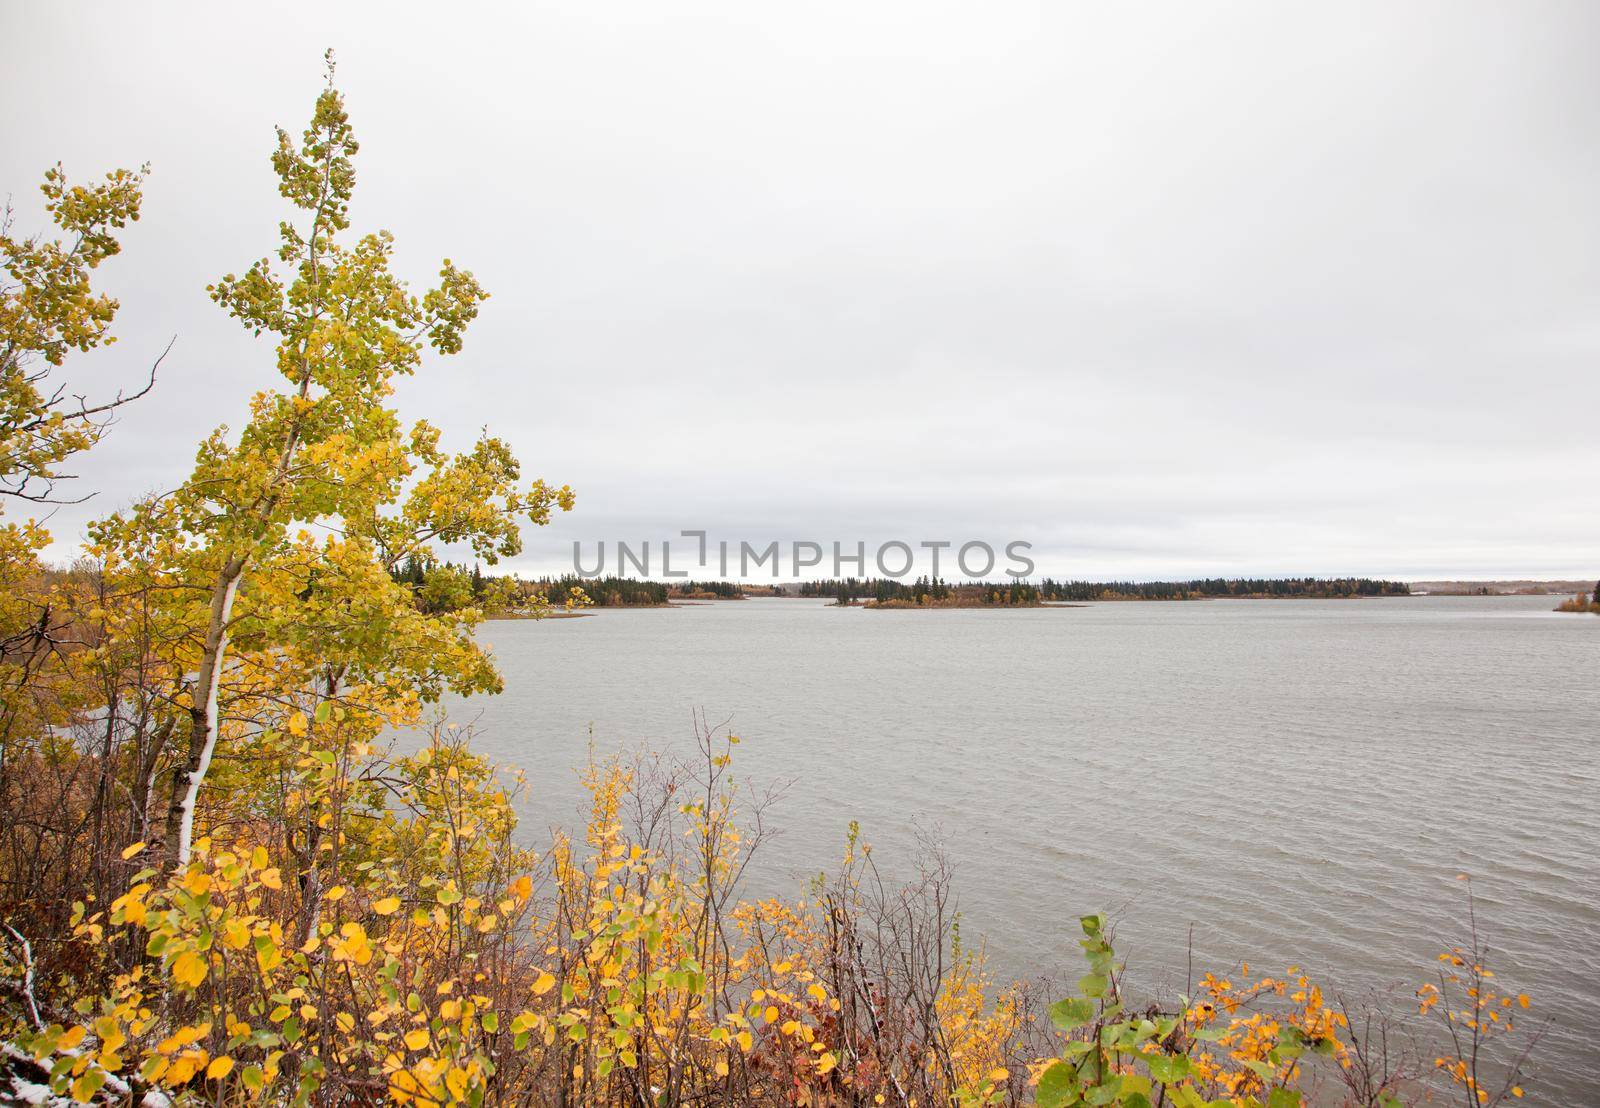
(391, 560, 1411, 613)
(1036, 577, 1410, 600)
(797, 576, 1410, 603)
(797, 576, 1040, 606)
(390, 558, 753, 611)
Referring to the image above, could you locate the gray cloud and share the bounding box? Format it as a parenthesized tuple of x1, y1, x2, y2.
(4, 0, 1597, 579)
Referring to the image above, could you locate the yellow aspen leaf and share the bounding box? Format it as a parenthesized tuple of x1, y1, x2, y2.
(206, 1056, 234, 1079)
(736, 1030, 753, 1052)
(715, 1059, 729, 1077)
(58, 1026, 87, 1051)
(325, 885, 346, 902)
(71, 1072, 107, 1102)
(172, 951, 207, 988)
(259, 868, 283, 890)
(764, 1005, 779, 1024)
(533, 971, 556, 996)
(404, 1028, 430, 1051)
(373, 896, 401, 915)
(120, 841, 146, 860)
(817, 1051, 838, 1075)
(222, 920, 251, 950)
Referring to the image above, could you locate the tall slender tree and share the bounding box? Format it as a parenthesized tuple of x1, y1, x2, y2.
(91, 54, 571, 867)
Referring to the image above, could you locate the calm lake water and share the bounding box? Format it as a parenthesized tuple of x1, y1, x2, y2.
(449, 595, 1599, 1103)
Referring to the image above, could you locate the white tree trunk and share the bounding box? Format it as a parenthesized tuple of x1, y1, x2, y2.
(165, 561, 243, 867)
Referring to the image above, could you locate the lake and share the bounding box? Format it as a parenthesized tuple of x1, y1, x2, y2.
(450, 595, 1599, 1103)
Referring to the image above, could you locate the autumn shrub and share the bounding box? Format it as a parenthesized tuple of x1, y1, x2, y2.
(0, 718, 1544, 1107)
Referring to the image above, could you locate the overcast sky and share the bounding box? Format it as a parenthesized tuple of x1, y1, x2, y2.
(4, 2, 1597, 580)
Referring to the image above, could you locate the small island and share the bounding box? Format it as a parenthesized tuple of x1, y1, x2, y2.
(1555, 582, 1600, 614)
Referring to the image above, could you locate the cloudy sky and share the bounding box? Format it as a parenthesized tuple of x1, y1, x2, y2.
(4, 2, 1597, 580)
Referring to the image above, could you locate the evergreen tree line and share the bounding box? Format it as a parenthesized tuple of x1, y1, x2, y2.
(391, 564, 1410, 613)
(801, 577, 1040, 606)
(795, 576, 1409, 603)
(1035, 577, 1411, 600)
(541, 575, 669, 607)
(387, 563, 752, 613)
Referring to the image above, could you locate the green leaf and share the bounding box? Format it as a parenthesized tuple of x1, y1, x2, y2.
(1085, 1084, 1121, 1106)
(1268, 1090, 1302, 1108)
(313, 700, 332, 724)
(1036, 1061, 1079, 1108)
(1145, 1053, 1192, 1084)
(1050, 997, 1096, 1031)
(1080, 914, 1104, 937)
(1079, 973, 1108, 998)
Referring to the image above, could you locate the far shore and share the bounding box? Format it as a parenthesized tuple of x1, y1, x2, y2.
(479, 584, 1596, 619)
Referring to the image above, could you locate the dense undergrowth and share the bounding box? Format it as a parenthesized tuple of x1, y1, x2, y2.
(0, 59, 1541, 1106)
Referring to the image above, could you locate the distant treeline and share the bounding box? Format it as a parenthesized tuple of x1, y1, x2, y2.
(389, 559, 1410, 614)
(1036, 577, 1411, 600)
(543, 576, 669, 607)
(390, 554, 769, 610)
(539, 577, 743, 606)
(799, 576, 1041, 607)
(793, 575, 1409, 603)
